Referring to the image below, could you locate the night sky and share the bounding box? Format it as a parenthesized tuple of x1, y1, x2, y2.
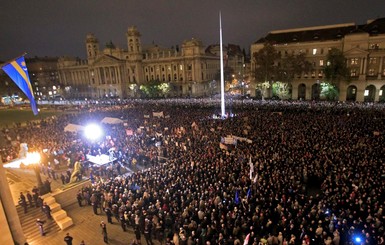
(1, 0, 384, 61)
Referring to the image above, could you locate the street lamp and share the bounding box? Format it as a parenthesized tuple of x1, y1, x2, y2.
(25, 152, 43, 192)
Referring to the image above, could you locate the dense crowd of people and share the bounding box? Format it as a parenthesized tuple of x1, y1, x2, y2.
(3, 99, 385, 244)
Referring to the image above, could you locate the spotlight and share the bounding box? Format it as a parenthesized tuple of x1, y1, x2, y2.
(84, 124, 103, 141)
(354, 236, 362, 244)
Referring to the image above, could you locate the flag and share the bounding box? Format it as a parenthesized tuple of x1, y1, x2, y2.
(1, 55, 38, 115)
(234, 190, 240, 205)
(243, 233, 250, 245)
(90, 172, 94, 184)
(247, 188, 251, 199)
(249, 156, 254, 173)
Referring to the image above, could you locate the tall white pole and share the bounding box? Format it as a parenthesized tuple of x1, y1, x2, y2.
(219, 11, 225, 118)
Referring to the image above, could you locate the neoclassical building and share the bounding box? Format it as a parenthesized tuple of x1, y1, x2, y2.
(58, 26, 245, 99)
(251, 17, 385, 102)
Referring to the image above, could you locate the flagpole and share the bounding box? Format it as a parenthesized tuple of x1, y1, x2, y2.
(219, 11, 226, 118)
(0, 52, 27, 68)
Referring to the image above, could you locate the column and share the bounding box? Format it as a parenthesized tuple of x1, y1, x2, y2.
(0, 159, 26, 244)
(306, 85, 312, 100)
(359, 58, 364, 74)
(378, 57, 383, 79)
(362, 57, 367, 75)
(291, 83, 298, 100)
(374, 88, 380, 102)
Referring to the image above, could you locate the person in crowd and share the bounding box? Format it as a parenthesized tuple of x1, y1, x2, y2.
(36, 218, 45, 236)
(42, 202, 52, 219)
(100, 221, 108, 244)
(26, 191, 33, 208)
(6, 99, 385, 244)
(64, 232, 73, 245)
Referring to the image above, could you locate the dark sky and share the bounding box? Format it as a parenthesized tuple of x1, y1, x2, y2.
(1, 0, 384, 61)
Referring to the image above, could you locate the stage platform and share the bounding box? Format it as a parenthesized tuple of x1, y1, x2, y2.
(86, 154, 116, 167)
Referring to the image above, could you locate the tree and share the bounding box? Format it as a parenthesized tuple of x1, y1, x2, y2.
(323, 48, 350, 85)
(139, 80, 170, 98)
(253, 43, 280, 98)
(277, 53, 311, 83)
(254, 43, 311, 99)
(253, 43, 280, 83)
(323, 48, 350, 100)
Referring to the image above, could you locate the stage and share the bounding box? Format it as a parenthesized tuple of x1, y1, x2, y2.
(86, 154, 116, 167)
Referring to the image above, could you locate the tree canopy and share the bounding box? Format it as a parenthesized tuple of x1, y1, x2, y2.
(323, 48, 350, 86)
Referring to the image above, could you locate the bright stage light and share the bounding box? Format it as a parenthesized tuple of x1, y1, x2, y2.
(25, 152, 41, 166)
(84, 124, 103, 141)
(354, 236, 362, 243)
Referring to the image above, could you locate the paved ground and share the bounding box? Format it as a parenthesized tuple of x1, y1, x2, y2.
(26, 202, 149, 245)
(5, 163, 163, 245)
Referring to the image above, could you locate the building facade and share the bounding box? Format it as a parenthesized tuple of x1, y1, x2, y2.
(26, 57, 61, 100)
(251, 17, 385, 102)
(58, 26, 245, 99)
(0, 57, 60, 103)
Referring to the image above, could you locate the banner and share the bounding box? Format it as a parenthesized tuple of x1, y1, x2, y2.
(126, 129, 133, 136)
(153, 111, 164, 118)
(249, 156, 254, 180)
(1, 55, 38, 115)
(219, 142, 228, 150)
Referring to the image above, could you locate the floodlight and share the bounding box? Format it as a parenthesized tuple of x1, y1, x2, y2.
(84, 124, 103, 141)
(354, 236, 362, 243)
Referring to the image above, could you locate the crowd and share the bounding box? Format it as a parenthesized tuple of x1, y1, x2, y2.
(4, 99, 385, 244)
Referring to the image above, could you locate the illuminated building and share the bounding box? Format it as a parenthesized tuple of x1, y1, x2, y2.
(251, 17, 385, 102)
(58, 26, 246, 99)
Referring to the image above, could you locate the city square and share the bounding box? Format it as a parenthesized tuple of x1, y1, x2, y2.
(1, 1, 385, 245)
(1, 99, 385, 245)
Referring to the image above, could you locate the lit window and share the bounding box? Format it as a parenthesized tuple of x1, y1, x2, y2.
(379, 90, 383, 96)
(364, 90, 369, 96)
(370, 43, 379, 49)
(369, 69, 375, 76)
(319, 60, 324, 66)
(350, 69, 357, 77)
(351, 58, 358, 65)
(369, 57, 377, 64)
(311, 70, 316, 77)
(312, 49, 317, 55)
(179, 65, 183, 70)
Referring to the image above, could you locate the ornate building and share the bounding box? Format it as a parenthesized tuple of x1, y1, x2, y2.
(251, 17, 385, 102)
(58, 26, 245, 99)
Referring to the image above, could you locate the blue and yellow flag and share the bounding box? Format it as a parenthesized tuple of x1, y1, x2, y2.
(1, 55, 38, 115)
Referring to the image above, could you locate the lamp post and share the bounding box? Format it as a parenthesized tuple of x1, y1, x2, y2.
(26, 152, 43, 192)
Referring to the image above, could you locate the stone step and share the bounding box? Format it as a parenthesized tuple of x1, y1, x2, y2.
(49, 202, 61, 213)
(57, 216, 73, 230)
(16, 205, 61, 244)
(42, 195, 55, 205)
(52, 209, 67, 222)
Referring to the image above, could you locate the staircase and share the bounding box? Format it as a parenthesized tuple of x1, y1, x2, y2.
(16, 193, 74, 244)
(16, 204, 61, 245)
(42, 193, 73, 230)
